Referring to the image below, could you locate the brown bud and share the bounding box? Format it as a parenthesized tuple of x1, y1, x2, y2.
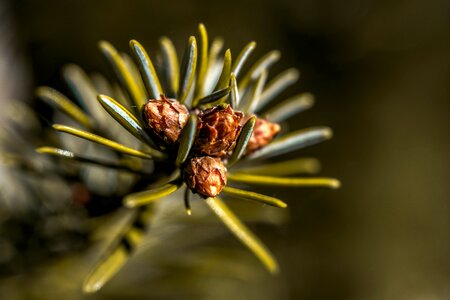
(184, 156, 227, 197)
(194, 105, 244, 157)
(246, 117, 281, 154)
(143, 95, 189, 144)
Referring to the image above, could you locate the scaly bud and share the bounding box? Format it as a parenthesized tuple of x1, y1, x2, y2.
(143, 95, 189, 144)
(246, 117, 281, 154)
(194, 105, 243, 157)
(184, 156, 227, 197)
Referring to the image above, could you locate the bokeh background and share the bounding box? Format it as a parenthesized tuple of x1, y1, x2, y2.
(1, 0, 449, 299)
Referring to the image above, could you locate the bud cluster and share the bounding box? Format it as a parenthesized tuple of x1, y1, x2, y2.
(143, 96, 280, 198)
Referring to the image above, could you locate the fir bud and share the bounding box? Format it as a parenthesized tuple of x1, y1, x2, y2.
(184, 156, 227, 197)
(194, 105, 244, 157)
(246, 117, 281, 154)
(143, 95, 189, 144)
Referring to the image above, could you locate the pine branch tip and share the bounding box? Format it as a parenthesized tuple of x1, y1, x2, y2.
(35, 147, 47, 154)
(330, 179, 341, 189)
(123, 197, 138, 208)
(35, 86, 49, 97)
(129, 39, 139, 47)
(322, 127, 333, 139)
(82, 284, 99, 294)
(98, 40, 110, 48)
(269, 263, 280, 275)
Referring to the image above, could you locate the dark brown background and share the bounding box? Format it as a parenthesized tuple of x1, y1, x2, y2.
(3, 0, 450, 298)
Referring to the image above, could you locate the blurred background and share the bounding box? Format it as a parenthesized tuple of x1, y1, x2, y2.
(1, 0, 449, 299)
